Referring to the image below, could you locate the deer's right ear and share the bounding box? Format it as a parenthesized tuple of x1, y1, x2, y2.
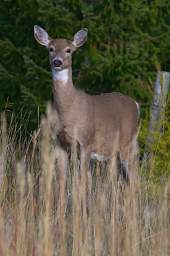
(34, 25, 50, 47)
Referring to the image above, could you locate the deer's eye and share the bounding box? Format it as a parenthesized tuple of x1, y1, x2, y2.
(49, 47, 54, 53)
(66, 48, 71, 53)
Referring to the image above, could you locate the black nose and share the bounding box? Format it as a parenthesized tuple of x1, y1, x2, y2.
(53, 59, 63, 67)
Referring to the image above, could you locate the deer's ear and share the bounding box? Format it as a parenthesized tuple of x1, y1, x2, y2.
(34, 25, 50, 47)
(72, 28, 88, 48)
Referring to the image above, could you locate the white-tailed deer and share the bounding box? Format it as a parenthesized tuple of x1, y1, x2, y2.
(34, 25, 140, 182)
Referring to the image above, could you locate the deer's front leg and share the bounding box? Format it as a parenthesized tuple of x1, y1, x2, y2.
(80, 148, 91, 173)
(55, 146, 68, 176)
(79, 148, 92, 220)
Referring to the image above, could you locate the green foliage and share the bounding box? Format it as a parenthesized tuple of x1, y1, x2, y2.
(0, 0, 170, 176)
(138, 93, 170, 179)
(150, 95, 170, 178)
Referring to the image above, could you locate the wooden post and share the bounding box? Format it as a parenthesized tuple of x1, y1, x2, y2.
(144, 71, 170, 168)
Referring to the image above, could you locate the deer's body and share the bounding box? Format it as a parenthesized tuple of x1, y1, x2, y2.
(53, 72, 138, 158)
(34, 26, 139, 180)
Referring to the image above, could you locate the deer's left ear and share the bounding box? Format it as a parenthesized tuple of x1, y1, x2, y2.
(72, 28, 88, 48)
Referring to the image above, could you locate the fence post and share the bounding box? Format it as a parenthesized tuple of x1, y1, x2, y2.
(144, 71, 170, 169)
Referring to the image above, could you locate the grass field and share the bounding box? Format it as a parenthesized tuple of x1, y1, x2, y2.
(0, 112, 169, 256)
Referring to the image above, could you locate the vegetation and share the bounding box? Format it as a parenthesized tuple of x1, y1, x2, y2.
(0, 111, 169, 256)
(1, 0, 170, 124)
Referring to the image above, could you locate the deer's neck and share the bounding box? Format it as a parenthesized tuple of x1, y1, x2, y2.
(52, 67, 78, 117)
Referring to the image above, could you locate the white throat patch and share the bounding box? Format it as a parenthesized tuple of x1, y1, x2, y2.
(52, 69, 69, 84)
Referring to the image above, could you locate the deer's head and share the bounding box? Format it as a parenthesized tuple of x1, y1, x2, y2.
(34, 25, 88, 71)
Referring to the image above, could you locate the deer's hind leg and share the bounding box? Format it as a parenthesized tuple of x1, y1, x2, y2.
(119, 136, 139, 183)
(117, 152, 130, 184)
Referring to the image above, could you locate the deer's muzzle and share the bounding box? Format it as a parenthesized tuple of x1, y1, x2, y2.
(53, 59, 63, 68)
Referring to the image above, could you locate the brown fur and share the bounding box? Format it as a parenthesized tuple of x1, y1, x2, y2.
(34, 26, 139, 177)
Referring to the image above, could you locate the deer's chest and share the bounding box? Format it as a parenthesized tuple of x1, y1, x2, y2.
(57, 124, 87, 150)
(57, 129, 73, 150)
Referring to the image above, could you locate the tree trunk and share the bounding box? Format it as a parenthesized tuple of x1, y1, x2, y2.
(144, 71, 170, 169)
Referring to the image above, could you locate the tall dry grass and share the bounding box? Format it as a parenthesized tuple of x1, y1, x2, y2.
(0, 110, 169, 256)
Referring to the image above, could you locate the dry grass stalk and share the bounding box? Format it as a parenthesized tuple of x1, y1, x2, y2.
(0, 111, 169, 256)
